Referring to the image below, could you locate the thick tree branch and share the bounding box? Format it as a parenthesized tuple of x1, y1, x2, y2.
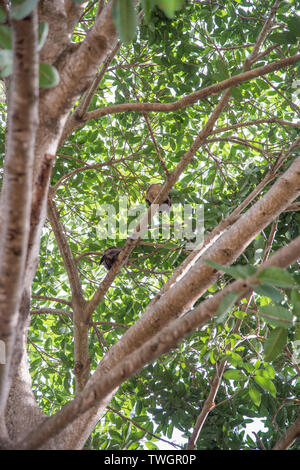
(39, 149, 300, 449)
(38, 0, 69, 65)
(17, 234, 300, 449)
(62, 54, 300, 139)
(0, 10, 39, 415)
(2, 153, 56, 444)
(64, 0, 87, 38)
(25, 154, 55, 284)
(83, 90, 232, 319)
(41, 0, 117, 121)
(47, 198, 88, 392)
(273, 414, 300, 450)
(35, 7, 298, 448)
(83, 151, 300, 400)
(159, 135, 300, 298)
(2, 0, 298, 451)
(72, 40, 121, 120)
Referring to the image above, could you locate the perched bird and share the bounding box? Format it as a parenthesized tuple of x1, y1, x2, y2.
(145, 183, 172, 212)
(100, 246, 122, 270)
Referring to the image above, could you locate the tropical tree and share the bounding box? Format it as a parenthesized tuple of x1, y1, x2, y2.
(0, 0, 300, 450)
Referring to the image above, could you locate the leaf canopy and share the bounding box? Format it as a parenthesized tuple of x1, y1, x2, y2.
(0, 0, 298, 451)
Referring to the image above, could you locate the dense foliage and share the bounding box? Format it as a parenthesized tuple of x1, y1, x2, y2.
(2, 0, 298, 450)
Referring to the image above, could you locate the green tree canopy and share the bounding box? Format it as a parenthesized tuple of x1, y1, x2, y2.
(0, 0, 300, 451)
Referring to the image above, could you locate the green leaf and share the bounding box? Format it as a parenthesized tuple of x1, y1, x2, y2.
(0, 48, 12, 66)
(216, 291, 239, 323)
(157, 0, 184, 18)
(109, 429, 123, 442)
(231, 86, 243, 101)
(223, 369, 246, 381)
(253, 285, 284, 303)
(204, 259, 256, 279)
(291, 289, 300, 318)
(225, 351, 244, 366)
(234, 310, 247, 319)
(269, 31, 297, 45)
(141, 0, 156, 22)
(215, 57, 229, 80)
(254, 375, 276, 397)
(295, 327, 300, 341)
(0, 6, 8, 23)
(263, 364, 275, 379)
(38, 22, 49, 51)
(233, 265, 257, 278)
(145, 441, 159, 450)
(264, 327, 287, 362)
(11, 0, 39, 20)
(256, 267, 295, 288)
(167, 422, 174, 438)
(258, 304, 293, 328)
(0, 25, 12, 49)
(286, 17, 300, 37)
(39, 63, 60, 89)
(0, 49, 12, 77)
(209, 349, 216, 364)
(248, 385, 261, 407)
(112, 0, 138, 44)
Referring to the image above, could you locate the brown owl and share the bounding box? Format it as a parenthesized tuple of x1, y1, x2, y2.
(100, 246, 122, 270)
(145, 184, 172, 212)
